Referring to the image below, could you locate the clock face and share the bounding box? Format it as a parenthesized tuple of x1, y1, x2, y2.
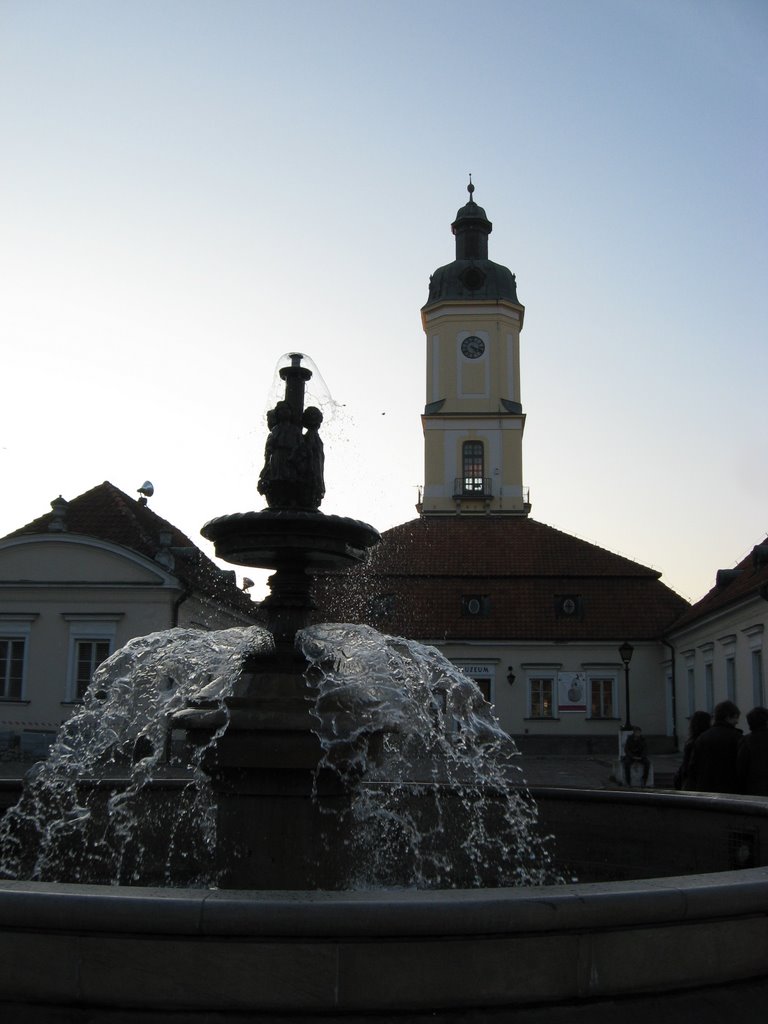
(461, 335, 485, 359)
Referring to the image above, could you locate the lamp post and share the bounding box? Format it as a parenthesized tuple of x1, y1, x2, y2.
(619, 641, 634, 731)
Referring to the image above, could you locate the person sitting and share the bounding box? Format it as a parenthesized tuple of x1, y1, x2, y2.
(622, 725, 650, 787)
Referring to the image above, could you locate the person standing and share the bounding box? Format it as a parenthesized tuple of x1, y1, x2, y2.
(737, 707, 768, 796)
(685, 700, 741, 793)
(674, 710, 712, 790)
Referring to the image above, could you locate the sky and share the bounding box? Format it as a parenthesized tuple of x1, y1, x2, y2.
(0, 0, 766, 606)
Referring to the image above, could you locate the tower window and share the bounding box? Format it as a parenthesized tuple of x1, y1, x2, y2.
(462, 441, 484, 494)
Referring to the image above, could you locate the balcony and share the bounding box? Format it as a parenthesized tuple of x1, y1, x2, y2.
(453, 478, 493, 499)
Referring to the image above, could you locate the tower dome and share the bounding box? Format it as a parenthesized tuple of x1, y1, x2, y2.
(424, 181, 520, 307)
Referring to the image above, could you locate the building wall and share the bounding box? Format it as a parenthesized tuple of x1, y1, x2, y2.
(0, 535, 256, 750)
(436, 639, 670, 741)
(668, 594, 767, 741)
(423, 304, 522, 413)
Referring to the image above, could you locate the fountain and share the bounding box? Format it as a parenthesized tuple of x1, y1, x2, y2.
(1, 353, 768, 1020)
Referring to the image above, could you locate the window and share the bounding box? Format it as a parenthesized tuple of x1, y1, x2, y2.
(74, 640, 112, 700)
(461, 595, 489, 617)
(0, 638, 25, 701)
(0, 616, 34, 702)
(590, 677, 615, 718)
(725, 657, 736, 702)
(462, 441, 484, 494)
(704, 662, 714, 712)
(63, 615, 120, 702)
(528, 677, 554, 718)
(752, 649, 764, 707)
(686, 665, 696, 717)
(743, 626, 764, 708)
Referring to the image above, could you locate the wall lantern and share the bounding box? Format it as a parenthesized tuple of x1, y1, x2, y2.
(506, 666, 516, 686)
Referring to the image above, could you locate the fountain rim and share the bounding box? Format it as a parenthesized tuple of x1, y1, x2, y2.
(3, 788, 768, 1014)
(2, 864, 768, 937)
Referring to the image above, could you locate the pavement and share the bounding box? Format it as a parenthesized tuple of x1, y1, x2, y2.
(516, 751, 682, 789)
(0, 752, 684, 788)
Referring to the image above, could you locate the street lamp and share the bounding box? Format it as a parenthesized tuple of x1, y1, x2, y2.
(619, 641, 634, 731)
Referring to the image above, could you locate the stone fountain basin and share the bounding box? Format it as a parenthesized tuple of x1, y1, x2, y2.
(1, 788, 768, 1018)
(201, 509, 380, 569)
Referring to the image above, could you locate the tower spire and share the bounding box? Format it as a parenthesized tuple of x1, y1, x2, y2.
(451, 180, 491, 260)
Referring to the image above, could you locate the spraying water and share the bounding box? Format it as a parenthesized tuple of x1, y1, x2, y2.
(0, 626, 271, 886)
(0, 623, 562, 889)
(300, 623, 562, 888)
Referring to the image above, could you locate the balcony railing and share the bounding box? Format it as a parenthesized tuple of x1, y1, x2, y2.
(453, 478, 493, 499)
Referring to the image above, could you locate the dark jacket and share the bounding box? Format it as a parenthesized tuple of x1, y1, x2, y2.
(685, 723, 742, 794)
(674, 737, 696, 790)
(737, 730, 768, 796)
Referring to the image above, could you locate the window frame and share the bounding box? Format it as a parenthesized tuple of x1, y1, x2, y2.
(461, 440, 485, 495)
(0, 637, 27, 701)
(587, 675, 617, 720)
(684, 652, 696, 717)
(63, 615, 120, 703)
(0, 616, 35, 703)
(752, 648, 764, 707)
(527, 675, 556, 720)
(725, 655, 736, 702)
(742, 625, 764, 709)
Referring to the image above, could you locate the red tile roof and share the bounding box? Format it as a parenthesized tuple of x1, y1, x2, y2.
(312, 515, 689, 641)
(4, 481, 256, 615)
(670, 537, 768, 631)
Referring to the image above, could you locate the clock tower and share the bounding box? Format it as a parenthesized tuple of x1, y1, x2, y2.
(420, 182, 529, 516)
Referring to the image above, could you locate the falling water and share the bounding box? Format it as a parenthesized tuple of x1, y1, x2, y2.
(300, 623, 563, 888)
(0, 626, 271, 886)
(0, 622, 561, 889)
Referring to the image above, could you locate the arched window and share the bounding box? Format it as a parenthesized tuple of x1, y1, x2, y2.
(462, 441, 484, 494)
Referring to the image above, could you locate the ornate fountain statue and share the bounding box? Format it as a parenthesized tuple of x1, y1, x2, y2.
(200, 353, 379, 649)
(257, 355, 325, 511)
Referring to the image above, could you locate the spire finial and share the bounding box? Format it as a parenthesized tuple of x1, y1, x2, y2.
(467, 173, 475, 200)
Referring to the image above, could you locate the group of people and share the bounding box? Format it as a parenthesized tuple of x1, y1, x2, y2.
(674, 700, 768, 795)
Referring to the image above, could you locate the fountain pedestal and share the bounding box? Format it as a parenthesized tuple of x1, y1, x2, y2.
(176, 648, 358, 888)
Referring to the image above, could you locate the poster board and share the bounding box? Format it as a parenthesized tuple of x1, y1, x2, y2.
(558, 671, 587, 713)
